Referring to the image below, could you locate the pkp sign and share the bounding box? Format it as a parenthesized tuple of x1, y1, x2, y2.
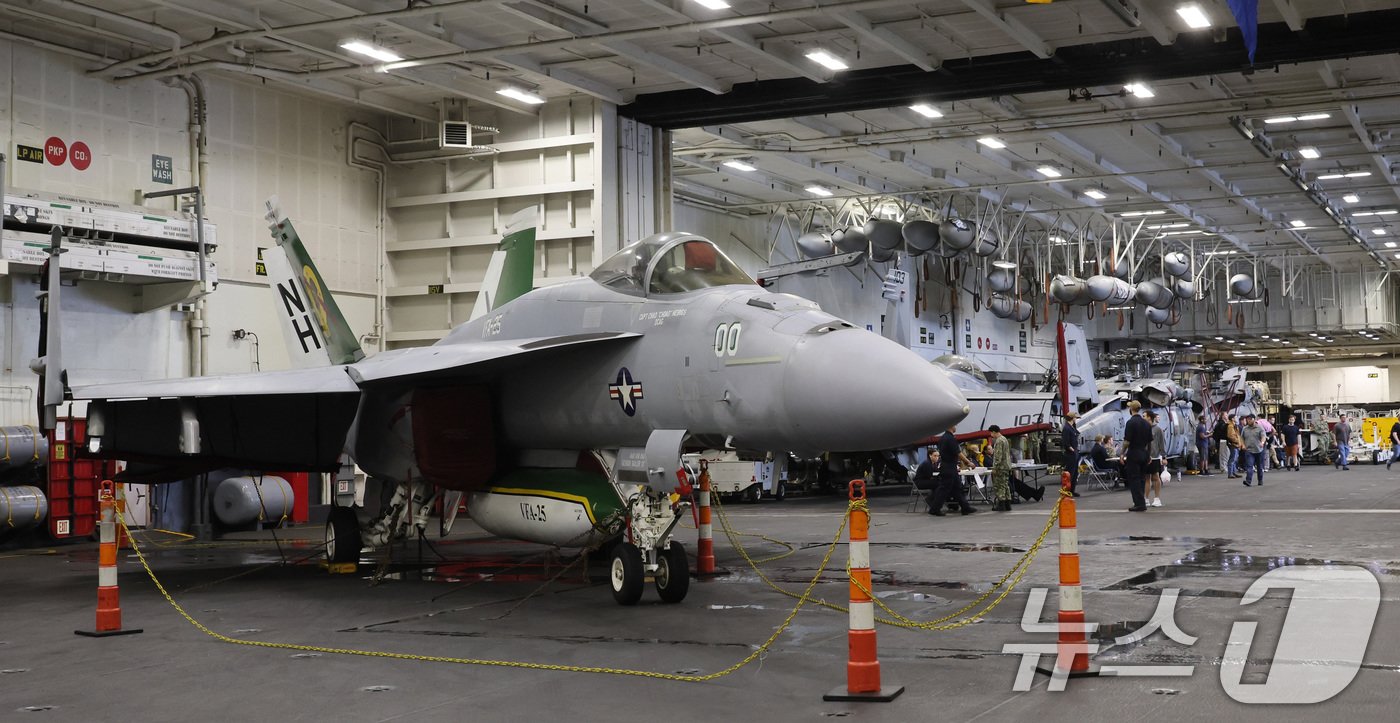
(45, 136, 67, 166)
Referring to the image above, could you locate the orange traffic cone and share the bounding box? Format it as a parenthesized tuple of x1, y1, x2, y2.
(824, 479, 903, 702)
(696, 461, 716, 575)
(1036, 472, 1097, 678)
(75, 481, 142, 638)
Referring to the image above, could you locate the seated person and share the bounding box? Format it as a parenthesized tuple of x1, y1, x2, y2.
(912, 447, 940, 493)
(1090, 435, 1122, 472)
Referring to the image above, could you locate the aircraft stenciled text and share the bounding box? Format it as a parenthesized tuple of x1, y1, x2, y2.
(713, 322, 742, 357)
(639, 309, 687, 326)
(519, 502, 547, 522)
(483, 314, 504, 337)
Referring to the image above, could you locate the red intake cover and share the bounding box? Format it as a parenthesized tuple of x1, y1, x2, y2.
(411, 386, 496, 491)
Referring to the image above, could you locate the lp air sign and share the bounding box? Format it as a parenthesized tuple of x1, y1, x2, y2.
(22, 136, 93, 171)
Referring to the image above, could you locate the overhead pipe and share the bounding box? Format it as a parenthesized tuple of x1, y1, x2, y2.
(347, 122, 391, 353)
(38, 0, 182, 51)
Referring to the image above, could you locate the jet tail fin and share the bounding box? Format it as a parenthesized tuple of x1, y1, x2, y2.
(1059, 322, 1099, 411)
(468, 207, 537, 322)
(263, 197, 364, 368)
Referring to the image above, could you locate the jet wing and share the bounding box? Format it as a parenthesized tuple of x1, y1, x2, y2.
(74, 366, 361, 476)
(347, 332, 641, 385)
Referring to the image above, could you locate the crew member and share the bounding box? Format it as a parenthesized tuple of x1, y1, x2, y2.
(1121, 401, 1151, 512)
(988, 426, 1013, 511)
(929, 425, 976, 517)
(1281, 415, 1301, 471)
(913, 446, 939, 506)
(1061, 412, 1082, 497)
(1090, 435, 1120, 473)
(1334, 415, 1353, 470)
(1196, 415, 1213, 476)
(1240, 414, 1266, 486)
(1145, 410, 1165, 507)
(1389, 424, 1400, 471)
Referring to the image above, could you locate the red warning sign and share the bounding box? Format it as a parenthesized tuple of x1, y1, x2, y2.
(977, 337, 983, 349)
(44, 136, 67, 166)
(69, 141, 91, 171)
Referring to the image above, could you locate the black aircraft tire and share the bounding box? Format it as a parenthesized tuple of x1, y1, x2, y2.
(326, 505, 361, 564)
(745, 484, 762, 504)
(655, 542, 690, 604)
(610, 542, 645, 605)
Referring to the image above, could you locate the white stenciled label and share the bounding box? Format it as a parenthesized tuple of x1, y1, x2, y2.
(713, 322, 742, 357)
(56, 519, 71, 536)
(483, 314, 504, 337)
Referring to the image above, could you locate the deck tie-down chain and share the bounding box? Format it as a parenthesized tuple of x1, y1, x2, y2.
(115, 505, 849, 682)
(712, 488, 1065, 631)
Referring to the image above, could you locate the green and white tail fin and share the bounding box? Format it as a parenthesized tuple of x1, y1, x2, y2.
(467, 207, 538, 322)
(263, 196, 365, 368)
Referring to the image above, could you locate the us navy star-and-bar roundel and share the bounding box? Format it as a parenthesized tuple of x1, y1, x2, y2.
(608, 367, 644, 416)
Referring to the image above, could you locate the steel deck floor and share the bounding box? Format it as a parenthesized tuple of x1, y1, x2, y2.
(5, 464, 1400, 722)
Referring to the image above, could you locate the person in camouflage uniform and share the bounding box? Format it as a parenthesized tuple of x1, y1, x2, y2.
(989, 424, 1012, 512)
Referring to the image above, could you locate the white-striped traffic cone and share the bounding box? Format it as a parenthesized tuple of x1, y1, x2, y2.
(75, 481, 142, 638)
(696, 462, 716, 575)
(1036, 472, 1097, 677)
(825, 479, 903, 702)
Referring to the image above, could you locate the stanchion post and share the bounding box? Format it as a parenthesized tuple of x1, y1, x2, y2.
(76, 480, 142, 638)
(1036, 472, 1098, 678)
(825, 479, 903, 702)
(696, 461, 716, 576)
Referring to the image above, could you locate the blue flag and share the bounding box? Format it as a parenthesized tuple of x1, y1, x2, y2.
(1227, 0, 1260, 63)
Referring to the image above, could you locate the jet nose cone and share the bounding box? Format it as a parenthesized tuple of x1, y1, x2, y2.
(783, 331, 969, 451)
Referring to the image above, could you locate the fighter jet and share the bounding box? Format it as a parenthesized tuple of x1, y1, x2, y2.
(32, 205, 970, 605)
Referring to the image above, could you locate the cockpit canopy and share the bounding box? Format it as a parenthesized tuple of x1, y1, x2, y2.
(589, 232, 755, 296)
(932, 354, 989, 384)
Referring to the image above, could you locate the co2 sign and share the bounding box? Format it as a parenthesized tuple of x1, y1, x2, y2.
(713, 322, 742, 357)
(39, 136, 93, 171)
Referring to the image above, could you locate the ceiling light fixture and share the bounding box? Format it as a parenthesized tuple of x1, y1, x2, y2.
(992, 259, 1018, 269)
(909, 103, 943, 119)
(978, 136, 1007, 149)
(805, 49, 849, 71)
(1084, 189, 1107, 200)
(1049, 235, 1068, 244)
(1264, 116, 1297, 124)
(1289, 220, 1307, 228)
(1124, 82, 1155, 99)
(1297, 113, 1331, 121)
(1355, 210, 1399, 217)
(1149, 222, 1190, 229)
(1347, 171, 1373, 178)
(1120, 210, 1167, 217)
(1298, 146, 1321, 159)
(1203, 250, 1237, 256)
(1375, 229, 1389, 236)
(1344, 194, 1360, 204)
(691, 0, 730, 8)
(1176, 3, 1212, 28)
(496, 86, 546, 104)
(1037, 166, 1064, 178)
(805, 185, 834, 197)
(722, 159, 756, 172)
(340, 40, 402, 62)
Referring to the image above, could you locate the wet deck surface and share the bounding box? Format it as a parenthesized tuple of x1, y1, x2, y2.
(6, 464, 1400, 721)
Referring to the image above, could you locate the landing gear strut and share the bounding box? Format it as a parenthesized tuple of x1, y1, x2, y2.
(604, 484, 690, 605)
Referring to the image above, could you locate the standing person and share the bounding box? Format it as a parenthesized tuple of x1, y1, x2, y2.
(1256, 416, 1276, 472)
(1196, 416, 1214, 476)
(1281, 415, 1302, 471)
(989, 425, 1013, 512)
(1334, 415, 1353, 471)
(1061, 412, 1082, 498)
(1121, 401, 1151, 512)
(1212, 414, 1229, 473)
(1388, 424, 1400, 471)
(1241, 414, 1266, 487)
(1226, 415, 1243, 479)
(1145, 410, 1166, 507)
(929, 425, 977, 516)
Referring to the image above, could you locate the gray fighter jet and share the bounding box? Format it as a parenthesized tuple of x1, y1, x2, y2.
(33, 212, 970, 605)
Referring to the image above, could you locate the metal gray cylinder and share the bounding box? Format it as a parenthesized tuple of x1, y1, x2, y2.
(863, 218, 904, 251)
(1172, 277, 1195, 299)
(0, 426, 48, 469)
(989, 296, 1033, 322)
(795, 232, 833, 259)
(988, 267, 1015, 293)
(939, 218, 976, 251)
(212, 475, 294, 526)
(1086, 275, 1133, 304)
(971, 230, 1000, 257)
(1146, 305, 1181, 325)
(1135, 279, 1175, 309)
(902, 220, 940, 254)
(0, 485, 48, 534)
(1107, 256, 1131, 280)
(1051, 274, 1091, 305)
(1230, 273, 1263, 300)
(1163, 251, 1190, 278)
(832, 227, 868, 254)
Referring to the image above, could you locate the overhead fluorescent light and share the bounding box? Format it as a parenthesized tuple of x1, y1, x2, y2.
(805, 49, 849, 71)
(1228, 299, 1263, 305)
(1316, 173, 1344, 180)
(1049, 235, 1067, 244)
(1264, 116, 1297, 124)
(722, 159, 756, 172)
(497, 86, 546, 104)
(1083, 189, 1107, 200)
(1149, 222, 1190, 229)
(909, 103, 943, 119)
(1355, 210, 1399, 217)
(1298, 146, 1321, 159)
(1124, 82, 1155, 99)
(1297, 113, 1332, 121)
(1163, 229, 1204, 236)
(1120, 209, 1167, 217)
(992, 259, 1018, 269)
(1374, 229, 1389, 236)
(692, 0, 730, 8)
(978, 136, 1007, 149)
(805, 185, 834, 197)
(1347, 171, 1373, 178)
(1168, 338, 1179, 343)
(340, 40, 402, 63)
(1037, 166, 1063, 178)
(1386, 241, 1397, 248)
(1289, 219, 1307, 228)
(1344, 194, 1360, 204)
(1176, 3, 1212, 28)
(1204, 250, 1237, 256)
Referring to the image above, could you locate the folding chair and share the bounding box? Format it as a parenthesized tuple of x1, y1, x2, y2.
(1081, 458, 1119, 492)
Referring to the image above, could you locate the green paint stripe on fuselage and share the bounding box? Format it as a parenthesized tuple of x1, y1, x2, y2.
(489, 468, 623, 523)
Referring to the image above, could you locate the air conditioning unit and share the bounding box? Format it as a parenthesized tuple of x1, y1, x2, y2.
(441, 120, 472, 149)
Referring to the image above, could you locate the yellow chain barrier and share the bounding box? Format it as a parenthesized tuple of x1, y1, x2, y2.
(115, 503, 853, 682)
(713, 487, 1067, 631)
